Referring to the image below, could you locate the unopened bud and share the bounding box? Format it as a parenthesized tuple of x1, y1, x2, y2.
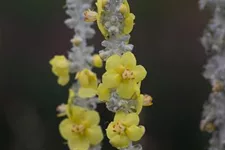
(119, 4, 128, 14)
(212, 81, 224, 92)
(143, 94, 153, 106)
(84, 10, 97, 22)
(92, 54, 103, 68)
(71, 37, 83, 46)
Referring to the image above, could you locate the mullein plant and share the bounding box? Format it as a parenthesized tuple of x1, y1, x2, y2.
(50, 0, 153, 150)
(199, 0, 225, 149)
(50, 0, 104, 150)
(84, 0, 153, 149)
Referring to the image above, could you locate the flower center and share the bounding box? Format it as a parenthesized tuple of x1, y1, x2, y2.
(122, 69, 135, 80)
(112, 121, 125, 135)
(71, 124, 85, 134)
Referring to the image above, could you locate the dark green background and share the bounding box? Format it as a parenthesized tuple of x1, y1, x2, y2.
(0, 0, 212, 150)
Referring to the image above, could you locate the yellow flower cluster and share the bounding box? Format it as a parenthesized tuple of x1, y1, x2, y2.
(97, 51, 147, 100)
(52, 0, 153, 149)
(84, 0, 152, 148)
(96, 52, 150, 148)
(96, 52, 151, 115)
(49, 55, 103, 87)
(59, 104, 103, 150)
(49, 56, 101, 98)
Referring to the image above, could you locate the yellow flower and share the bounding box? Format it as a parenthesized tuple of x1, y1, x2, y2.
(106, 112, 145, 149)
(49, 55, 70, 86)
(75, 69, 98, 98)
(102, 52, 147, 99)
(59, 106, 103, 150)
(84, 9, 98, 22)
(92, 54, 103, 68)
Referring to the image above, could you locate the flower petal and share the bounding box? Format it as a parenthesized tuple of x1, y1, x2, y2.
(96, 0, 108, 37)
(78, 87, 97, 98)
(114, 111, 126, 121)
(117, 81, 136, 99)
(97, 83, 110, 101)
(84, 110, 100, 126)
(109, 135, 130, 149)
(123, 13, 135, 35)
(105, 54, 121, 71)
(77, 72, 89, 87)
(59, 118, 74, 140)
(68, 136, 90, 150)
(106, 122, 118, 139)
(102, 71, 121, 88)
(85, 125, 103, 145)
(136, 94, 144, 114)
(121, 52, 136, 69)
(68, 89, 75, 105)
(123, 0, 131, 16)
(133, 65, 147, 82)
(130, 82, 141, 100)
(126, 125, 145, 141)
(122, 113, 140, 127)
(70, 106, 86, 123)
(57, 76, 69, 86)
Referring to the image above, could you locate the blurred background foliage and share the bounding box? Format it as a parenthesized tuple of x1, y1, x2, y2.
(0, 0, 213, 150)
